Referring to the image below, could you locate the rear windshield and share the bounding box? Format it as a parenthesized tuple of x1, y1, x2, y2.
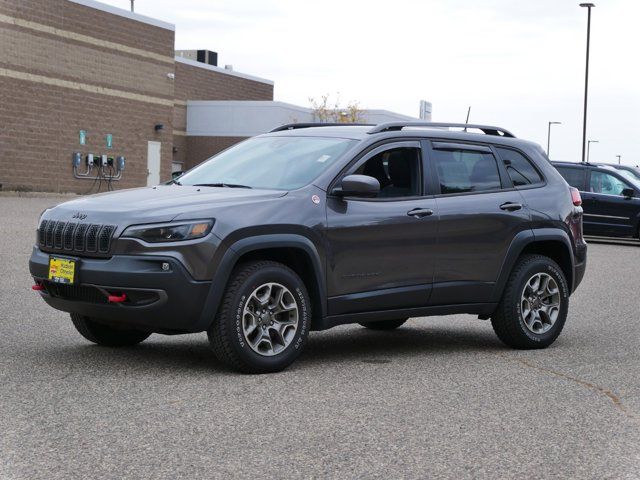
(178, 136, 356, 190)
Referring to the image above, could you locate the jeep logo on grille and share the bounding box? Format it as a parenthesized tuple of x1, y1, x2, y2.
(72, 212, 87, 220)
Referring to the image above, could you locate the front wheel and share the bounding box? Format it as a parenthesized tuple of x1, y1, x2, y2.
(491, 254, 569, 349)
(70, 313, 151, 346)
(208, 261, 311, 374)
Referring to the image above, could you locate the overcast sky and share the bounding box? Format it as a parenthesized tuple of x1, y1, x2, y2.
(104, 0, 639, 166)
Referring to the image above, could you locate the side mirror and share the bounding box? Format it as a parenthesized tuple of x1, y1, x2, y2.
(334, 174, 380, 198)
(622, 187, 635, 199)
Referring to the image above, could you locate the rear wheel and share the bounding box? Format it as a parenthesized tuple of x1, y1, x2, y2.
(208, 260, 311, 374)
(70, 313, 151, 346)
(359, 318, 408, 330)
(491, 254, 569, 349)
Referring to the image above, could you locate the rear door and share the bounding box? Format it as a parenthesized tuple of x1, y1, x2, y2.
(584, 168, 638, 237)
(325, 141, 438, 315)
(426, 141, 531, 305)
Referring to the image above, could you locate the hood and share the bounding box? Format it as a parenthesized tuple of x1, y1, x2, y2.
(42, 185, 288, 225)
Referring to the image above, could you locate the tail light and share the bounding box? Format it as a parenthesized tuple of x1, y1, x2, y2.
(570, 187, 582, 206)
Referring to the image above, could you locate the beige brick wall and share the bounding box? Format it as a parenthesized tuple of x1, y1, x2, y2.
(0, 0, 175, 57)
(0, 0, 175, 193)
(0, 0, 274, 192)
(184, 136, 248, 170)
(174, 62, 274, 102)
(0, 76, 173, 192)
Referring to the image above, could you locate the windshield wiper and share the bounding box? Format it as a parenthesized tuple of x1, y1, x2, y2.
(192, 183, 253, 189)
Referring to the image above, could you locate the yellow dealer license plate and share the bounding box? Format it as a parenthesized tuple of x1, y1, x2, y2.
(48, 257, 76, 284)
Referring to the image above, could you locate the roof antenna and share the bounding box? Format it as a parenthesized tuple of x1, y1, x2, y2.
(464, 106, 471, 132)
(130, 0, 134, 12)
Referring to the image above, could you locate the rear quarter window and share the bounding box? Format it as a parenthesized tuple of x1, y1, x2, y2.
(496, 147, 544, 187)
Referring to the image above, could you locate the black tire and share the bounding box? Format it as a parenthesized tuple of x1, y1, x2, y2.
(491, 254, 569, 349)
(70, 313, 151, 346)
(359, 318, 408, 330)
(207, 260, 311, 374)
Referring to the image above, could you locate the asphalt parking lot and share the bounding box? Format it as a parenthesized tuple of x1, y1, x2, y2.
(1, 195, 639, 479)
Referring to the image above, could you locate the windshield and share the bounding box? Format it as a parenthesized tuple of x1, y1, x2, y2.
(178, 136, 356, 190)
(617, 168, 640, 184)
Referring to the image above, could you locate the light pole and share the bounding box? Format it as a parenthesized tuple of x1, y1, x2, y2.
(587, 140, 598, 163)
(580, 3, 595, 163)
(547, 121, 561, 158)
(616, 154, 621, 164)
(130, 0, 134, 12)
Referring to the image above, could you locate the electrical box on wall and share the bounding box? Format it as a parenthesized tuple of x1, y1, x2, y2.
(72, 151, 126, 188)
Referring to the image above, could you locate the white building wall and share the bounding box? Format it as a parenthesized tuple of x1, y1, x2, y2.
(186, 101, 421, 137)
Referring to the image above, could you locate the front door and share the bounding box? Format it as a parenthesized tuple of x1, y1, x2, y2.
(583, 169, 637, 237)
(325, 141, 438, 315)
(426, 141, 531, 304)
(146, 141, 161, 186)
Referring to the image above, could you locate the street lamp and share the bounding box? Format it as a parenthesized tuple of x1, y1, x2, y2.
(580, 3, 595, 163)
(587, 140, 598, 163)
(547, 121, 561, 158)
(616, 154, 621, 164)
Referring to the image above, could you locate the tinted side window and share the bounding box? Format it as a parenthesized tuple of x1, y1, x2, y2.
(556, 167, 586, 190)
(496, 147, 543, 187)
(353, 147, 421, 198)
(433, 149, 501, 194)
(590, 171, 631, 196)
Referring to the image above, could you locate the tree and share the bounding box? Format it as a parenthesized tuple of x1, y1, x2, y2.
(309, 93, 364, 123)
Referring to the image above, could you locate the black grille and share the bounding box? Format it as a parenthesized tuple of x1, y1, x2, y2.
(85, 224, 100, 252)
(38, 220, 115, 256)
(63, 222, 77, 250)
(44, 282, 108, 304)
(54, 222, 65, 249)
(39, 220, 49, 247)
(75, 223, 88, 251)
(98, 225, 115, 253)
(45, 220, 56, 247)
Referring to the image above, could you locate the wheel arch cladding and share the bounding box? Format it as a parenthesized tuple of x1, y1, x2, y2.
(519, 240, 572, 291)
(197, 234, 326, 332)
(492, 229, 574, 302)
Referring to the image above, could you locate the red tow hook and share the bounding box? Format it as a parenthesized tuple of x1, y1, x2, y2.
(107, 293, 127, 303)
(32, 284, 45, 291)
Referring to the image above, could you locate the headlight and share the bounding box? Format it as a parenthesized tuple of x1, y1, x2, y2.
(121, 220, 214, 243)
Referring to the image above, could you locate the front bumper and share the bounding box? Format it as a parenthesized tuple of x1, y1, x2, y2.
(29, 247, 211, 333)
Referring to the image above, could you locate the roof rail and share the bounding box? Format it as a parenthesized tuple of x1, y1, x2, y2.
(269, 122, 373, 133)
(367, 122, 516, 138)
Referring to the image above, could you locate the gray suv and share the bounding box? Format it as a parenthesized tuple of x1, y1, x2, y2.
(30, 122, 587, 373)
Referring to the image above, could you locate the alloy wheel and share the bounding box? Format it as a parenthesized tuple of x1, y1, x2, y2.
(242, 282, 299, 356)
(520, 273, 561, 334)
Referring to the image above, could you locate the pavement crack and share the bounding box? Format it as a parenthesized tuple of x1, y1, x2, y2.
(500, 353, 637, 422)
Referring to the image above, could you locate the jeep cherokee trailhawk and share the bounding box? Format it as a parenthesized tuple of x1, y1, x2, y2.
(30, 122, 587, 373)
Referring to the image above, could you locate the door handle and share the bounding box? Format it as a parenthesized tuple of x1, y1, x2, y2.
(407, 208, 434, 218)
(499, 202, 523, 212)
